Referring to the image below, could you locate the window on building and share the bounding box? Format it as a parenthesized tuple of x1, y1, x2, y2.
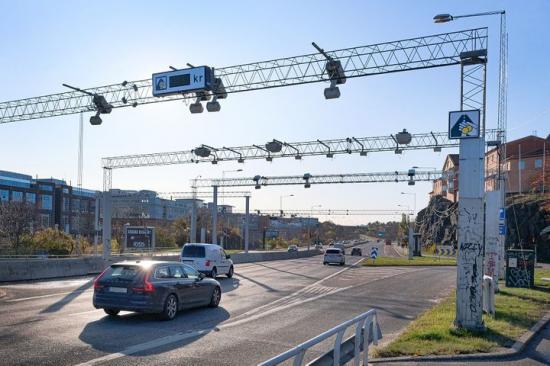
(535, 159, 543, 169)
(519, 160, 525, 170)
(72, 199, 80, 213)
(26, 192, 36, 204)
(12, 191, 23, 202)
(40, 214, 50, 227)
(39, 184, 53, 192)
(63, 197, 70, 212)
(40, 195, 52, 210)
(0, 189, 9, 202)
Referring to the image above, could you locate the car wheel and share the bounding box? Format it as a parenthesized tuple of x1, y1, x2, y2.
(210, 267, 217, 278)
(226, 266, 234, 278)
(160, 294, 178, 320)
(209, 286, 221, 308)
(323, 262, 327, 265)
(104, 308, 120, 316)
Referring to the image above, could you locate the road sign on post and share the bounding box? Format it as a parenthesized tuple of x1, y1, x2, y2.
(448, 110, 480, 139)
(370, 247, 378, 261)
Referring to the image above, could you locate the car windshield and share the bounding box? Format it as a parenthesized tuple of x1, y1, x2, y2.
(104, 265, 141, 281)
(182, 245, 206, 258)
(326, 249, 341, 254)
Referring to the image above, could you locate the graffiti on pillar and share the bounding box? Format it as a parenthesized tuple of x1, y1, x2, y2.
(507, 268, 532, 287)
(457, 203, 484, 321)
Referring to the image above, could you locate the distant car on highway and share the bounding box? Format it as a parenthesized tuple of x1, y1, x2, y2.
(287, 245, 299, 253)
(314, 243, 324, 251)
(385, 240, 392, 245)
(93, 260, 221, 320)
(333, 243, 346, 255)
(351, 248, 362, 256)
(180, 243, 234, 278)
(323, 248, 345, 266)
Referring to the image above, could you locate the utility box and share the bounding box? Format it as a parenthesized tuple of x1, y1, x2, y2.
(505, 249, 535, 288)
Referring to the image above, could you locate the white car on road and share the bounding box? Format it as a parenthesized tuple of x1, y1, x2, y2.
(323, 248, 345, 266)
(180, 243, 234, 278)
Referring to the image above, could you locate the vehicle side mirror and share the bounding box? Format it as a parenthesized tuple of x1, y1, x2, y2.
(198, 273, 205, 280)
(226, 254, 231, 259)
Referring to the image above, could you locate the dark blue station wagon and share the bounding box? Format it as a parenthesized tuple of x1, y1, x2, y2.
(93, 260, 222, 320)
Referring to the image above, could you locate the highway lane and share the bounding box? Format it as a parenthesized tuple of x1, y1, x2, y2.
(0, 244, 455, 365)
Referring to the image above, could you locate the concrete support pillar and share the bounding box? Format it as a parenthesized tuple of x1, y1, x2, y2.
(212, 186, 218, 245)
(94, 195, 100, 255)
(102, 190, 112, 260)
(200, 228, 206, 243)
(190, 200, 197, 243)
(484, 190, 501, 290)
(245, 195, 250, 253)
(455, 137, 485, 330)
(407, 225, 414, 259)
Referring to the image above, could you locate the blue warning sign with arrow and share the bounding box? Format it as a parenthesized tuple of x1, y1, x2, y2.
(448, 110, 480, 139)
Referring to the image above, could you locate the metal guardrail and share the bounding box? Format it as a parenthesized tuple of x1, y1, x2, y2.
(259, 309, 381, 366)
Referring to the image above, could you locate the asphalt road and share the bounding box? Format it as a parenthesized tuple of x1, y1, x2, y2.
(0, 242, 455, 365)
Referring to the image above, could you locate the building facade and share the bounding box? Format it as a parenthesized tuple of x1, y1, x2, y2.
(0, 170, 98, 237)
(430, 134, 550, 201)
(110, 189, 196, 220)
(430, 154, 459, 202)
(485, 135, 549, 194)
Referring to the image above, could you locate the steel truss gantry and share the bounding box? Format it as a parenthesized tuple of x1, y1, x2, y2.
(102, 129, 498, 171)
(193, 170, 442, 188)
(236, 209, 413, 216)
(0, 28, 487, 124)
(159, 191, 251, 199)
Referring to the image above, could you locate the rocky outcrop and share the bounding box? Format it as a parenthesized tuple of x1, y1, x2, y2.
(414, 196, 458, 247)
(506, 196, 550, 261)
(415, 194, 550, 262)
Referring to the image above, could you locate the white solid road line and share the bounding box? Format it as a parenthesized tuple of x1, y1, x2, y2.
(5, 289, 93, 303)
(74, 329, 212, 366)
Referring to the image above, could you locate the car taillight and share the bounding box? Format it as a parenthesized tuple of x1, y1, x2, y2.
(133, 271, 155, 294)
(93, 268, 109, 290)
(205, 260, 211, 267)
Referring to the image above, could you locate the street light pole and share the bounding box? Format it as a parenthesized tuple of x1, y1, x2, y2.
(434, 9, 506, 331)
(400, 192, 416, 216)
(279, 194, 294, 216)
(308, 204, 322, 251)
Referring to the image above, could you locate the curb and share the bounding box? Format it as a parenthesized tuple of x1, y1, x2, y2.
(370, 311, 550, 363)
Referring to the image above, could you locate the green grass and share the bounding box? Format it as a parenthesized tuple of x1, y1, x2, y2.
(375, 268, 550, 357)
(362, 256, 456, 267)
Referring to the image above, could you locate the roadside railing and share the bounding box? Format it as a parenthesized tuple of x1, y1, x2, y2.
(259, 309, 382, 366)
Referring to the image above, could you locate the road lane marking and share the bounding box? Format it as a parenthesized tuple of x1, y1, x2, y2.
(74, 265, 433, 365)
(5, 289, 92, 303)
(74, 329, 212, 366)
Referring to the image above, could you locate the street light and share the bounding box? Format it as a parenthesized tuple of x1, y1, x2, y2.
(433, 10, 505, 23)
(434, 9, 507, 192)
(401, 192, 416, 215)
(279, 194, 294, 216)
(308, 204, 322, 251)
(221, 169, 243, 204)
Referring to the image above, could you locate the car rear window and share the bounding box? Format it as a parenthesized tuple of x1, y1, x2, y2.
(104, 265, 141, 281)
(326, 249, 341, 254)
(182, 245, 206, 258)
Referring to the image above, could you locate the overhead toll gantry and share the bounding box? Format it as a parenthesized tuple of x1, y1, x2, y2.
(0, 28, 487, 124)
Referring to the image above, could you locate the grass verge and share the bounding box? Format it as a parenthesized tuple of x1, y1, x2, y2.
(374, 268, 550, 357)
(362, 256, 456, 267)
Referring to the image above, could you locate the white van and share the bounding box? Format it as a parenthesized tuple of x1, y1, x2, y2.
(180, 243, 234, 278)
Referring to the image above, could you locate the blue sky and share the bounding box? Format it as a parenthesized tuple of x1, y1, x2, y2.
(1, 0, 549, 224)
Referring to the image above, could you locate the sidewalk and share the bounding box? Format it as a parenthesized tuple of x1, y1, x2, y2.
(372, 322, 550, 365)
